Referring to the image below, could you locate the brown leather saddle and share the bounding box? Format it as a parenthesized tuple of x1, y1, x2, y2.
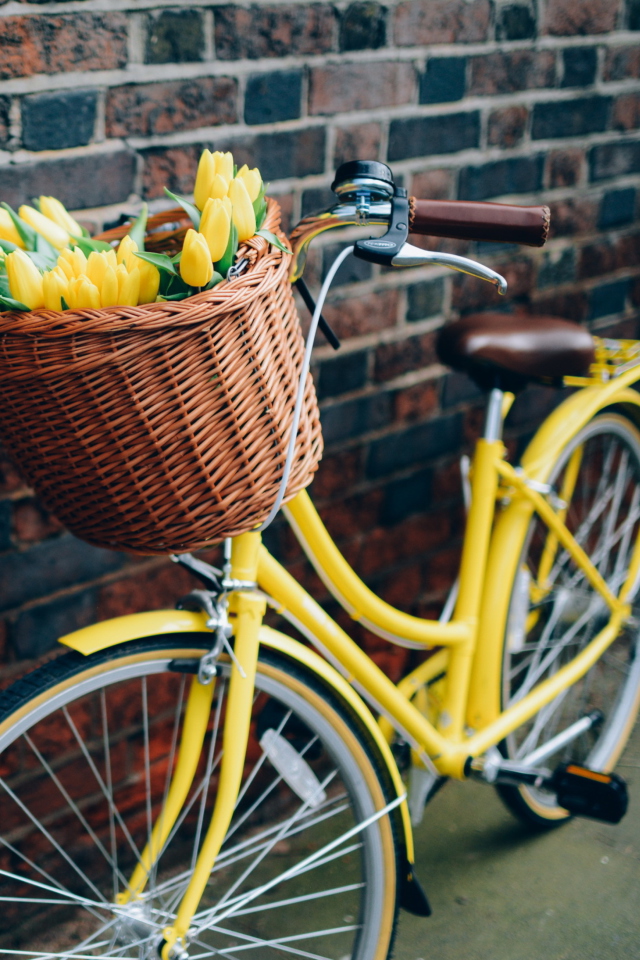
(436, 312, 595, 391)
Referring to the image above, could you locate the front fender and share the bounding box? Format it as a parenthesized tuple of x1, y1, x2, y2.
(59, 611, 427, 915)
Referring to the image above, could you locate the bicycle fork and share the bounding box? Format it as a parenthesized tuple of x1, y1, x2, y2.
(120, 532, 266, 960)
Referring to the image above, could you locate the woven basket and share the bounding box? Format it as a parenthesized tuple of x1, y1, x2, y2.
(0, 200, 323, 555)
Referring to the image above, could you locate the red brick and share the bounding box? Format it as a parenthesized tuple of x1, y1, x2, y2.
(394, 0, 491, 45)
(616, 232, 640, 269)
(424, 545, 460, 593)
(142, 145, 199, 199)
(318, 489, 384, 541)
(0, 14, 128, 80)
(393, 381, 439, 422)
(12, 499, 63, 544)
(273, 191, 294, 235)
(96, 563, 194, 621)
(334, 122, 382, 167)
(543, 0, 620, 35)
(532, 291, 589, 323)
(106, 77, 237, 138)
(612, 93, 640, 132)
(604, 46, 640, 82)
(548, 197, 598, 237)
(469, 51, 556, 95)
(324, 289, 399, 340)
(548, 149, 584, 188)
(309, 61, 415, 115)
(0, 447, 25, 496)
(312, 449, 363, 499)
(410, 168, 455, 200)
(380, 563, 423, 610)
(431, 457, 463, 504)
(374, 333, 437, 382)
(487, 106, 528, 149)
(452, 258, 534, 312)
(357, 513, 450, 576)
(214, 5, 337, 59)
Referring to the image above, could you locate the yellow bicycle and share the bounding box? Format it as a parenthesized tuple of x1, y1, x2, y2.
(2, 161, 640, 960)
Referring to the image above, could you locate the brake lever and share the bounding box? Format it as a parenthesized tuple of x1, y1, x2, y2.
(391, 243, 508, 295)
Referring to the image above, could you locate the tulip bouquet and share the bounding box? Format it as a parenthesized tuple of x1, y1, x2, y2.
(0, 148, 286, 314)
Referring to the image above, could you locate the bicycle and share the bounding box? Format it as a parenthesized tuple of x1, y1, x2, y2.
(1, 159, 640, 960)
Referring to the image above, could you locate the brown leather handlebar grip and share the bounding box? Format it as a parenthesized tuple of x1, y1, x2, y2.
(409, 198, 550, 247)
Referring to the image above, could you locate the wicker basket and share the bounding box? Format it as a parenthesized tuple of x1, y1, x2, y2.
(0, 200, 323, 555)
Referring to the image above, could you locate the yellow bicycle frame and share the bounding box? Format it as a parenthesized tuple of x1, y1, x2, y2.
(60, 363, 640, 956)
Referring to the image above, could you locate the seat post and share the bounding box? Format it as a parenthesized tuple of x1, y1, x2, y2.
(483, 387, 505, 442)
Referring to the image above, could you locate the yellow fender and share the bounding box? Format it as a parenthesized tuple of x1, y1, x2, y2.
(59, 609, 428, 915)
(467, 372, 640, 732)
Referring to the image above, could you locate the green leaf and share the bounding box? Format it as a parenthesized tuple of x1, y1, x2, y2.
(1, 203, 38, 251)
(0, 293, 30, 311)
(216, 222, 238, 279)
(26, 251, 54, 272)
(203, 272, 224, 290)
(171, 251, 182, 264)
(61, 296, 70, 311)
(73, 236, 114, 256)
(34, 232, 60, 266)
(163, 188, 201, 230)
(31, 197, 41, 212)
(127, 202, 148, 251)
(256, 229, 290, 254)
(156, 291, 193, 302)
(134, 251, 178, 276)
(0, 239, 18, 254)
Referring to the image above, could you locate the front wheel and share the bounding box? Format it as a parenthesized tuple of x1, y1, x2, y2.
(498, 413, 640, 828)
(0, 636, 399, 959)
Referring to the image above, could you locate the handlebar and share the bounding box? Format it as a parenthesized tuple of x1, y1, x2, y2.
(409, 198, 550, 248)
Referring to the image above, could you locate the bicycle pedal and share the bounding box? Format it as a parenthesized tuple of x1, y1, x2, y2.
(551, 762, 628, 824)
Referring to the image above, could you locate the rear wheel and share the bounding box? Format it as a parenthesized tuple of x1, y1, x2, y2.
(498, 413, 640, 827)
(0, 636, 399, 959)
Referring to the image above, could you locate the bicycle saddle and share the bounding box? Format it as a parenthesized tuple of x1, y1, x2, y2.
(436, 312, 595, 389)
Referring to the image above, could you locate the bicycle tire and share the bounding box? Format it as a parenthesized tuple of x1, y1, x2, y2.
(497, 412, 640, 828)
(0, 635, 399, 959)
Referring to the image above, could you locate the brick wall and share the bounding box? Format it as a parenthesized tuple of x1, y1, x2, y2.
(1, 0, 640, 684)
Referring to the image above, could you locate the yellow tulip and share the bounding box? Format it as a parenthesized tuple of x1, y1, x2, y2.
(199, 198, 231, 262)
(42, 269, 69, 310)
(5, 249, 44, 309)
(58, 247, 88, 278)
(116, 235, 139, 271)
(180, 229, 213, 287)
(19, 205, 70, 250)
(100, 266, 119, 307)
(0, 209, 26, 249)
(194, 149, 216, 211)
(237, 165, 262, 203)
(213, 151, 234, 184)
(210, 173, 230, 200)
(67, 276, 100, 310)
(86, 250, 109, 287)
(38, 197, 83, 238)
(116, 263, 141, 306)
(137, 260, 160, 304)
(228, 177, 256, 242)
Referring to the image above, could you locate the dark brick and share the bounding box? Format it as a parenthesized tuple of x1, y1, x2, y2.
(145, 9, 204, 63)
(394, 0, 491, 45)
(578, 240, 618, 279)
(310, 61, 415, 115)
(381, 469, 432, 525)
(106, 77, 237, 138)
(562, 47, 598, 88)
(374, 333, 437, 382)
(0, 149, 136, 210)
(599, 188, 637, 229)
(0, 13, 128, 80)
(532, 96, 612, 140)
(366, 413, 463, 478)
(469, 51, 555, 95)
(321, 394, 392, 445)
(537, 248, 576, 289)
(334, 122, 382, 167)
(21, 89, 97, 151)
(324, 289, 399, 340)
(589, 279, 629, 319)
(487, 106, 528, 148)
(10, 589, 97, 660)
(533, 290, 589, 323)
(419, 58, 466, 104)
(549, 197, 598, 236)
(215, 5, 336, 59)
(0, 535, 126, 613)
(388, 112, 480, 162)
(0, 502, 11, 551)
(340, 2, 386, 51)
(0, 96, 10, 148)
(629, 0, 640, 28)
(393, 381, 439, 422)
(544, 0, 620, 35)
(323, 242, 372, 287)
(590, 140, 640, 181)
(459, 156, 544, 201)
(441, 371, 483, 408)
(406, 278, 445, 321)
(496, 4, 537, 39)
(245, 71, 302, 125)
(301, 187, 335, 218)
(317, 351, 369, 400)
